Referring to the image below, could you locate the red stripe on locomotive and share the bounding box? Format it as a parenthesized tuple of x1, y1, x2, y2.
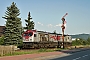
(50, 36, 60, 40)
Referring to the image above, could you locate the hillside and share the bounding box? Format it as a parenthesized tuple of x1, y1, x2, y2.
(70, 34, 90, 40)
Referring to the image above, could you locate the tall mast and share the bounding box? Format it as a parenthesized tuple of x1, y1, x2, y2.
(61, 13, 68, 49)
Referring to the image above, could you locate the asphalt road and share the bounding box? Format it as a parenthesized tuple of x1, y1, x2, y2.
(51, 48, 90, 60)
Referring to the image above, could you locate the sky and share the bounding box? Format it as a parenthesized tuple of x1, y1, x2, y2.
(0, 0, 90, 35)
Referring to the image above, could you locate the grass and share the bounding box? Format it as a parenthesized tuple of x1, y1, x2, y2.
(4, 50, 39, 56)
(1, 48, 68, 57)
(1, 45, 90, 57)
(38, 48, 55, 52)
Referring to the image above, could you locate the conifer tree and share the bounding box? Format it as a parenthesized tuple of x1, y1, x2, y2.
(24, 12, 35, 30)
(2, 2, 23, 45)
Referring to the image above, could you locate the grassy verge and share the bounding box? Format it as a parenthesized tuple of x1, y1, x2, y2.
(1, 48, 68, 57)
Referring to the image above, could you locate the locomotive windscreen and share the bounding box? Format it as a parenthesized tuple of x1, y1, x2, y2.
(24, 32, 33, 36)
(24, 33, 28, 36)
(28, 32, 33, 36)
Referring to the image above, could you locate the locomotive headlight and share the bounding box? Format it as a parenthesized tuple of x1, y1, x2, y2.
(26, 39, 28, 40)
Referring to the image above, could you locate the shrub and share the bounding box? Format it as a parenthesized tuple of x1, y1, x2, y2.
(0, 35, 4, 45)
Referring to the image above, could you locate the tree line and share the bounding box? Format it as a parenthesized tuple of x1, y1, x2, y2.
(0, 2, 35, 47)
(72, 38, 90, 46)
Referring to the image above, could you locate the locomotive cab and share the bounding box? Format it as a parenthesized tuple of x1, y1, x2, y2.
(22, 30, 35, 42)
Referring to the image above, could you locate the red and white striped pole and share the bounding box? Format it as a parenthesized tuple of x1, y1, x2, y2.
(61, 13, 68, 49)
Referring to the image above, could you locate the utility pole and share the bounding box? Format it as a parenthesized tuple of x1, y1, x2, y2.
(61, 13, 68, 49)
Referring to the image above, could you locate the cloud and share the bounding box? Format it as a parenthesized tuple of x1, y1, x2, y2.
(37, 22, 43, 26)
(55, 24, 62, 27)
(37, 22, 66, 28)
(47, 24, 63, 28)
(55, 24, 67, 27)
(47, 24, 53, 28)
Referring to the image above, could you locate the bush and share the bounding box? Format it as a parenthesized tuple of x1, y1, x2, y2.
(72, 38, 88, 46)
(17, 40, 23, 49)
(0, 35, 4, 45)
(38, 48, 47, 52)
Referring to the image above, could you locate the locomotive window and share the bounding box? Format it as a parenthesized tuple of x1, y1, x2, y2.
(29, 32, 33, 36)
(24, 33, 28, 36)
(34, 34, 37, 37)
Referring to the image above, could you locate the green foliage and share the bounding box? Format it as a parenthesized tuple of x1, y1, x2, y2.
(2, 2, 23, 46)
(0, 35, 4, 45)
(72, 38, 88, 46)
(17, 40, 23, 48)
(87, 37, 90, 44)
(2, 49, 55, 56)
(38, 48, 47, 52)
(24, 12, 35, 30)
(38, 48, 55, 52)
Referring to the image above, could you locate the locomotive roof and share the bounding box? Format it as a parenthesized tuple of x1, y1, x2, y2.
(37, 31, 70, 36)
(37, 31, 62, 35)
(23, 30, 70, 36)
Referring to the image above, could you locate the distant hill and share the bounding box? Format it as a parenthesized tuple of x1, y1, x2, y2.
(70, 34, 90, 40)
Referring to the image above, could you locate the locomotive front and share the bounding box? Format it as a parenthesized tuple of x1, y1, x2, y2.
(22, 30, 34, 42)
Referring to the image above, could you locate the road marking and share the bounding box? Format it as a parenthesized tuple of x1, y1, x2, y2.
(82, 55, 88, 57)
(73, 54, 89, 60)
(73, 57, 81, 60)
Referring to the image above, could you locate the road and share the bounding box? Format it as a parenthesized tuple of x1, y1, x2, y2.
(51, 48, 90, 60)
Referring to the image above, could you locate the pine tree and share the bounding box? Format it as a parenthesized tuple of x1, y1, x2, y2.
(24, 12, 35, 30)
(2, 2, 23, 45)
